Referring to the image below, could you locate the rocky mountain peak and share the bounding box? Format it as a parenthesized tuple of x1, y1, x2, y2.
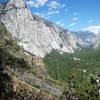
(0, 0, 80, 57)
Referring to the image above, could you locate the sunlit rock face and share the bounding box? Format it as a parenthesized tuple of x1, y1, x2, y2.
(0, 0, 80, 57)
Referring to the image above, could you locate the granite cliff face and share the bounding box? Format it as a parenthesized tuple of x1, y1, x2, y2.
(0, 0, 80, 57)
(0, 22, 79, 100)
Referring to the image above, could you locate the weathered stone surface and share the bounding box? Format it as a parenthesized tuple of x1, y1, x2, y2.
(0, 0, 80, 57)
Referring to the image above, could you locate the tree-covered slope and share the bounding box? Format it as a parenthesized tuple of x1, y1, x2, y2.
(44, 48, 100, 99)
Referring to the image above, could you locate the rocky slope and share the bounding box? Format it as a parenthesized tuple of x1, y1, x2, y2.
(0, 0, 82, 57)
(0, 64, 58, 100)
(0, 22, 79, 100)
(0, 22, 63, 98)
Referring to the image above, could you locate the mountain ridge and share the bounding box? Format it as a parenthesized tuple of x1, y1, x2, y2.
(0, 0, 83, 58)
(0, 0, 100, 58)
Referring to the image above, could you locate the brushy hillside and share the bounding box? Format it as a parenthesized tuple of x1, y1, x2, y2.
(0, 63, 58, 100)
(0, 22, 79, 100)
(2, 21, 100, 99)
(0, 22, 60, 100)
